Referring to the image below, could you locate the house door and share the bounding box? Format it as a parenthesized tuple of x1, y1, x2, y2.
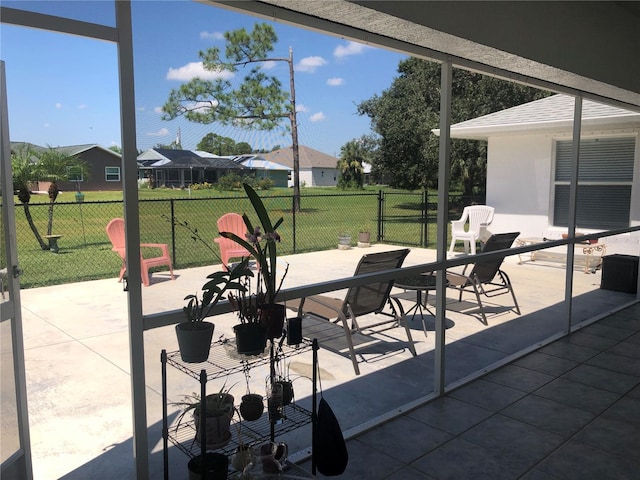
(0, 61, 33, 480)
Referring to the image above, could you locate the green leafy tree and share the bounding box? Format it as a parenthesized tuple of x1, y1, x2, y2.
(196, 133, 253, 155)
(11, 145, 48, 250)
(37, 147, 90, 236)
(162, 23, 302, 210)
(358, 58, 549, 193)
(337, 140, 365, 189)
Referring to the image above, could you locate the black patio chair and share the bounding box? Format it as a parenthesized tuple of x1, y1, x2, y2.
(296, 248, 417, 375)
(446, 232, 521, 325)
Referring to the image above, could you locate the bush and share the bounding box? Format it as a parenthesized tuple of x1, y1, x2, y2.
(192, 182, 214, 190)
(256, 178, 274, 190)
(216, 173, 259, 191)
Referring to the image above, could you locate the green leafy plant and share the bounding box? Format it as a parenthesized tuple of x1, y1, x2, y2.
(171, 384, 236, 432)
(220, 183, 288, 305)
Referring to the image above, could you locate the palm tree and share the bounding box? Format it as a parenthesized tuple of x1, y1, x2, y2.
(37, 147, 88, 236)
(11, 145, 48, 250)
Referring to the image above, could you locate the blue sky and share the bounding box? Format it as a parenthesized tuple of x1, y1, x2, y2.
(2, 1, 408, 157)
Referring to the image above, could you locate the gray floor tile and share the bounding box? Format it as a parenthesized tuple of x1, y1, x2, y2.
(483, 364, 555, 393)
(448, 379, 527, 412)
(412, 437, 530, 480)
(625, 331, 640, 345)
(601, 396, 640, 424)
(461, 414, 563, 468)
(579, 322, 636, 341)
(513, 351, 579, 376)
(357, 415, 453, 464)
(311, 438, 404, 480)
(501, 395, 594, 437)
(565, 330, 620, 351)
(533, 377, 621, 414)
(586, 350, 640, 377)
(385, 465, 437, 480)
(628, 383, 640, 398)
(599, 310, 640, 331)
(519, 469, 563, 480)
(607, 340, 640, 359)
(536, 439, 640, 480)
(572, 416, 640, 461)
(537, 339, 601, 362)
(407, 396, 492, 436)
(560, 363, 640, 394)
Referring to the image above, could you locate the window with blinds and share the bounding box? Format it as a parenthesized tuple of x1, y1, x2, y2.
(553, 137, 635, 230)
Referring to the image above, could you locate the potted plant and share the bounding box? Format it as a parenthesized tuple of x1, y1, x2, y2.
(172, 384, 236, 449)
(228, 277, 268, 355)
(220, 183, 289, 340)
(358, 223, 371, 247)
(338, 232, 352, 250)
(176, 257, 253, 363)
(238, 361, 264, 421)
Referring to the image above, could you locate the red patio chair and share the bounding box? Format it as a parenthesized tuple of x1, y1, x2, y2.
(214, 213, 258, 271)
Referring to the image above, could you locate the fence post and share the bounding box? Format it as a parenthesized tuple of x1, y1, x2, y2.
(421, 189, 427, 247)
(292, 193, 297, 253)
(377, 190, 384, 242)
(170, 199, 177, 267)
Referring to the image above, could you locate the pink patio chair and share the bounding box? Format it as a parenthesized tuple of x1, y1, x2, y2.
(214, 213, 258, 271)
(105, 218, 174, 287)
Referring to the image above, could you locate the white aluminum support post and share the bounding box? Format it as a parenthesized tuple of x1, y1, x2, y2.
(115, 2, 149, 478)
(564, 96, 583, 333)
(434, 60, 453, 396)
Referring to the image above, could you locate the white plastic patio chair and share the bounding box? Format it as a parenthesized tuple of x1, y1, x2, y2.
(449, 205, 495, 255)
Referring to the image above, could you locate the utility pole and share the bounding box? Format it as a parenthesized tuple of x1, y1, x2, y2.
(288, 46, 301, 213)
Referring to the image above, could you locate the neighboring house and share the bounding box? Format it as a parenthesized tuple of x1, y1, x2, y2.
(137, 148, 245, 188)
(229, 154, 292, 188)
(10, 142, 122, 192)
(261, 145, 340, 187)
(447, 94, 640, 254)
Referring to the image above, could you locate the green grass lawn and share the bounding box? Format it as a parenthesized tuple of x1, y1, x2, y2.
(11, 186, 461, 288)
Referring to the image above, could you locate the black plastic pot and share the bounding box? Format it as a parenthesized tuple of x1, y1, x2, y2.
(187, 452, 228, 480)
(233, 323, 267, 355)
(175, 321, 214, 363)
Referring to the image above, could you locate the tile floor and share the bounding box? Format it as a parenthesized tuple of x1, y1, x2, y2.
(299, 302, 640, 479)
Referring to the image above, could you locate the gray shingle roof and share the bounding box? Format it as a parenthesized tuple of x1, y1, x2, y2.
(261, 145, 338, 169)
(447, 94, 640, 140)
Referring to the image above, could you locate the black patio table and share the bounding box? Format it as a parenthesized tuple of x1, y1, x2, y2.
(393, 273, 449, 337)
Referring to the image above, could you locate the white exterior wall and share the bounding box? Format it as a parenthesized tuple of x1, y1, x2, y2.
(486, 131, 640, 255)
(311, 167, 338, 187)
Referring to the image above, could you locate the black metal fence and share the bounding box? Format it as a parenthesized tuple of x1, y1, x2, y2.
(10, 191, 483, 288)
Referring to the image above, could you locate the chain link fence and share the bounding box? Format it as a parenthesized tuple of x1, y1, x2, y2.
(10, 191, 483, 288)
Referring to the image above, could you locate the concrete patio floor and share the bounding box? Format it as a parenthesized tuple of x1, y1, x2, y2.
(18, 244, 638, 479)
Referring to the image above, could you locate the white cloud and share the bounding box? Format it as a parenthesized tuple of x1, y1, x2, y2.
(261, 60, 277, 70)
(55, 103, 62, 109)
(166, 62, 234, 81)
(77, 104, 87, 110)
(154, 106, 163, 114)
(327, 77, 344, 86)
(44, 123, 50, 128)
(200, 31, 223, 40)
(310, 112, 326, 122)
(334, 41, 369, 58)
(295, 56, 327, 73)
(137, 106, 146, 112)
(147, 128, 169, 137)
(296, 104, 309, 113)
